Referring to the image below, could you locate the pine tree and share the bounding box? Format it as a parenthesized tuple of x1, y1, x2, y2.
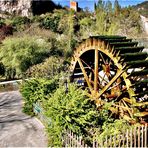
(105, 0, 113, 13)
(114, 0, 121, 16)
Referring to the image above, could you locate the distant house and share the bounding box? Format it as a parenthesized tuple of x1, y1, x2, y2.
(70, 1, 78, 12)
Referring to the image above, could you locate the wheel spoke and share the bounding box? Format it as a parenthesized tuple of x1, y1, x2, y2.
(77, 57, 93, 93)
(81, 58, 103, 86)
(94, 48, 99, 93)
(100, 53, 106, 65)
(97, 69, 125, 99)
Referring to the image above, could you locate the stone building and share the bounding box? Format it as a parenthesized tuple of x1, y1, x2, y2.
(70, 1, 78, 12)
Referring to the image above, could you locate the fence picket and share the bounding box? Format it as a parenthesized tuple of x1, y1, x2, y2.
(138, 126, 140, 147)
(130, 128, 132, 148)
(109, 135, 112, 147)
(134, 126, 137, 147)
(114, 134, 116, 147)
(126, 129, 129, 147)
(105, 136, 108, 147)
(63, 125, 147, 148)
(141, 126, 144, 147)
(145, 124, 147, 147)
(122, 133, 125, 147)
(93, 138, 95, 148)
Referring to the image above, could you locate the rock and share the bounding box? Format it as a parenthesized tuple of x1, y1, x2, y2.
(140, 15, 148, 35)
(0, 0, 60, 17)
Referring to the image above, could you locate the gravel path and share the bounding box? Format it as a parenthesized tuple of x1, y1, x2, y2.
(0, 91, 48, 147)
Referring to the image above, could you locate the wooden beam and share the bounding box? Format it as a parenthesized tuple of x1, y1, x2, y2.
(97, 69, 124, 99)
(77, 57, 93, 93)
(94, 48, 99, 93)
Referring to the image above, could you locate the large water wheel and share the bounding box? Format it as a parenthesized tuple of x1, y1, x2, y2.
(70, 36, 148, 123)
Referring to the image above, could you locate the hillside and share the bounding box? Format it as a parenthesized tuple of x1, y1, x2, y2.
(133, 1, 148, 17)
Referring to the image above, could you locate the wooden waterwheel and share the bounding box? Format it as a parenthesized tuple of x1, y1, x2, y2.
(70, 36, 148, 123)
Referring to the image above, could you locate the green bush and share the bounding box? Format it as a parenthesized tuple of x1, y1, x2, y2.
(40, 15, 60, 32)
(0, 18, 5, 28)
(20, 78, 58, 116)
(0, 36, 51, 78)
(42, 84, 108, 146)
(26, 57, 69, 78)
(0, 62, 5, 76)
(11, 16, 31, 31)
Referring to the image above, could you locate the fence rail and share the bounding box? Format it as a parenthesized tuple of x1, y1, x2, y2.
(0, 80, 21, 92)
(63, 125, 148, 147)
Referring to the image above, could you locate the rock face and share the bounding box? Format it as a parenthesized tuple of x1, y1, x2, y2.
(0, 0, 59, 17)
(0, 0, 32, 17)
(140, 15, 148, 35)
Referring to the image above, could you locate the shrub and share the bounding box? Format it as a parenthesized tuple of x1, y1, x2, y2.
(0, 36, 51, 78)
(40, 15, 60, 32)
(26, 56, 69, 78)
(0, 62, 5, 76)
(42, 84, 108, 146)
(0, 18, 5, 28)
(20, 78, 59, 116)
(11, 16, 31, 31)
(0, 25, 13, 41)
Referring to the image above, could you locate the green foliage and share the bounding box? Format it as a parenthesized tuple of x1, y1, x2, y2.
(11, 16, 31, 31)
(26, 56, 69, 78)
(0, 36, 51, 78)
(0, 62, 5, 76)
(98, 119, 130, 141)
(0, 18, 5, 27)
(20, 78, 58, 116)
(40, 14, 60, 32)
(42, 84, 109, 146)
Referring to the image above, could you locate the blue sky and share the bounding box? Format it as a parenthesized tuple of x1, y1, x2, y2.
(53, 0, 146, 11)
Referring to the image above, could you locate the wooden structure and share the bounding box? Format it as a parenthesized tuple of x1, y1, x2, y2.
(70, 35, 148, 123)
(63, 125, 148, 147)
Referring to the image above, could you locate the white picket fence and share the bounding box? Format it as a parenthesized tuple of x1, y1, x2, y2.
(63, 125, 148, 147)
